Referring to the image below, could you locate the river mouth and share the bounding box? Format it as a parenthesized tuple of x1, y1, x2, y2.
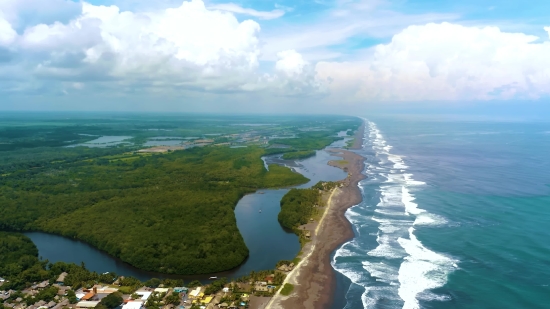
(26, 145, 347, 282)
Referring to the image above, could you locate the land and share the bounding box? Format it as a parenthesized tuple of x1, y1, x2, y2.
(0, 113, 364, 309)
(266, 120, 366, 309)
(0, 113, 361, 276)
(0, 231, 289, 309)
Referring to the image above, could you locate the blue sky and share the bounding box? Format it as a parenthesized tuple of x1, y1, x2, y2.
(0, 0, 549, 114)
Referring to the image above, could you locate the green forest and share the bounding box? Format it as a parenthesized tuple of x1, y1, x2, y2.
(0, 113, 361, 275)
(0, 232, 116, 292)
(278, 188, 320, 230)
(281, 150, 316, 160)
(0, 147, 307, 275)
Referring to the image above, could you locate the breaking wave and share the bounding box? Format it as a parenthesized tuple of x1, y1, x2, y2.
(331, 120, 456, 309)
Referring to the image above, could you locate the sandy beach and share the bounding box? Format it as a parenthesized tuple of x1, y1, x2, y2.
(266, 121, 366, 309)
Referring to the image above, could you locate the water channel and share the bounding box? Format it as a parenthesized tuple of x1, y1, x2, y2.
(25, 141, 349, 282)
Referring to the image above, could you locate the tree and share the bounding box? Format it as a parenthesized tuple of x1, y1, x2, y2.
(67, 290, 78, 304)
(99, 292, 123, 309)
(165, 292, 180, 305)
(144, 278, 161, 288)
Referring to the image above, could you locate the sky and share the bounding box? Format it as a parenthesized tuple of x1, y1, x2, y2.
(0, 0, 549, 115)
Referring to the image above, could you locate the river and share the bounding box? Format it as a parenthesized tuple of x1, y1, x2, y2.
(26, 142, 349, 282)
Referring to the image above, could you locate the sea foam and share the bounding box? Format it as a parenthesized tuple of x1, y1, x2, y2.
(332, 120, 455, 309)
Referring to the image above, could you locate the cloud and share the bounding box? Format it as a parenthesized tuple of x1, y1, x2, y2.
(0, 0, 320, 100)
(273, 49, 323, 95)
(316, 22, 550, 102)
(0, 17, 17, 46)
(208, 3, 285, 20)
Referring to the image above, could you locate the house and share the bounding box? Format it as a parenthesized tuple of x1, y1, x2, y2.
(133, 291, 151, 301)
(218, 303, 228, 308)
(35, 300, 47, 307)
(76, 301, 100, 309)
(201, 296, 213, 304)
(80, 292, 95, 301)
(173, 287, 188, 293)
(153, 288, 169, 294)
(56, 272, 68, 285)
(35, 281, 50, 290)
(55, 285, 71, 296)
(113, 276, 124, 286)
(46, 301, 56, 308)
(52, 299, 69, 309)
(254, 282, 268, 292)
(188, 287, 201, 299)
(121, 302, 142, 309)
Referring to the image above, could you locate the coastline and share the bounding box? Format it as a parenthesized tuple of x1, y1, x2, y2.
(266, 120, 365, 309)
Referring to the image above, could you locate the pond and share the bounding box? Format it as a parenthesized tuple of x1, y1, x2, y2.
(68, 136, 133, 148)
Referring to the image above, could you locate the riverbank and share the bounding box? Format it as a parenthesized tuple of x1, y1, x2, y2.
(266, 122, 366, 309)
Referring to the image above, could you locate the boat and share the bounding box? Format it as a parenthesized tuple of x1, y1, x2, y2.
(259, 209, 262, 213)
(209, 276, 217, 279)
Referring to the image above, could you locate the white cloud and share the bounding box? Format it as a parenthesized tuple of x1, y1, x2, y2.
(274, 50, 323, 95)
(3, 0, 270, 93)
(260, 0, 460, 62)
(0, 17, 17, 46)
(275, 50, 308, 77)
(208, 3, 285, 20)
(317, 22, 550, 102)
(0, 0, 319, 98)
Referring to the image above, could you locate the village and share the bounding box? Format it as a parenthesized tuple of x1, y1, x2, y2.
(0, 265, 298, 309)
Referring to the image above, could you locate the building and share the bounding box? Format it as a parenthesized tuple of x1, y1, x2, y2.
(188, 287, 201, 299)
(121, 302, 143, 309)
(35, 281, 49, 290)
(133, 291, 151, 301)
(153, 288, 169, 294)
(172, 287, 187, 293)
(56, 272, 68, 285)
(76, 302, 100, 309)
(80, 292, 95, 301)
(201, 296, 213, 305)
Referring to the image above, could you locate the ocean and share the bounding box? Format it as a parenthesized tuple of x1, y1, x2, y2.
(332, 116, 550, 309)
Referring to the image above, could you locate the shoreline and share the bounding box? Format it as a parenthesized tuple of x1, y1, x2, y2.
(266, 120, 366, 309)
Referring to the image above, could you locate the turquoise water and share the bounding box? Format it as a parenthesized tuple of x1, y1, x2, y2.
(332, 117, 550, 309)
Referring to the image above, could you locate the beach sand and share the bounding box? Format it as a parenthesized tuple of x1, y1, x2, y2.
(266, 121, 365, 309)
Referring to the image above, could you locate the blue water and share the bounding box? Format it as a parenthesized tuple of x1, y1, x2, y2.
(332, 117, 550, 309)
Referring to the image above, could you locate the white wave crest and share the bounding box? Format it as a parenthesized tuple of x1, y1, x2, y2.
(333, 120, 454, 309)
(397, 227, 456, 309)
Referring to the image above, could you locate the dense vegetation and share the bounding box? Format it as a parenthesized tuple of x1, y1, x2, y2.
(0, 147, 307, 274)
(0, 232, 117, 292)
(0, 113, 360, 275)
(281, 150, 316, 160)
(98, 292, 123, 309)
(0, 232, 45, 288)
(278, 188, 321, 230)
